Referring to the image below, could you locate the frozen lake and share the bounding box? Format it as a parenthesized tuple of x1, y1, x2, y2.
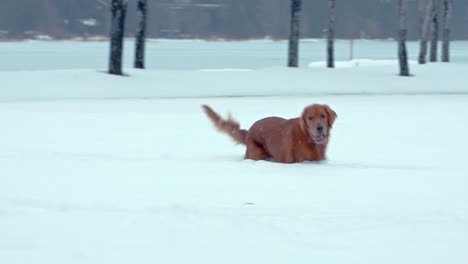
(1, 39, 468, 71)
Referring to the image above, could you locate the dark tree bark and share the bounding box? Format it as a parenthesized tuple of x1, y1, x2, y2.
(418, 0, 432, 64)
(109, 0, 127, 75)
(441, 0, 452, 62)
(398, 0, 410, 76)
(287, 0, 301, 67)
(429, 0, 441, 62)
(327, 0, 336, 68)
(134, 0, 147, 69)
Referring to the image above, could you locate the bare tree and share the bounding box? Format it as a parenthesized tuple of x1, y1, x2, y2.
(418, 0, 432, 64)
(398, 0, 410, 76)
(327, 0, 336, 68)
(429, 0, 441, 62)
(109, 0, 128, 75)
(441, 0, 452, 62)
(134, 0, 147, 69)
(287, 0, 302, 67)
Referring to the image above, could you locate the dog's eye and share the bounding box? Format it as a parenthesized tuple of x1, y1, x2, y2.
(308, 116, 313, 121)
(321, 114, 326, 118)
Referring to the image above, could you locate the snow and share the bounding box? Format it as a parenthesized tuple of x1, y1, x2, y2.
(308, 58, 419, 68)
(80, 19, 98, 27)
(1, 40, 468, 264)
(2, 62, 468, 102)
(1, 39, 468, 71)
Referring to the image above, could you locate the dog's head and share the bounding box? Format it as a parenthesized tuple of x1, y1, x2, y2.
(300, 104, 337, 145)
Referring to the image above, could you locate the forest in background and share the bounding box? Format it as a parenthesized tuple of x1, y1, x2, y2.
(1, 0, 467, 40)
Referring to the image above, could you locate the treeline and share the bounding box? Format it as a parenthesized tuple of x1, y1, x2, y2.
(0, 0, 467, 40)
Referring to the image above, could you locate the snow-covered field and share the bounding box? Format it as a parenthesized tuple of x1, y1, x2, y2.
(1, 40, 468, 263)
(1, 39, 468, 71)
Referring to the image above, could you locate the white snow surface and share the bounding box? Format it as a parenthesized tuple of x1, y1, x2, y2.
(2, 62, 468, 101)
(1, 40, 468, 264)
(1, 39, 468, 71)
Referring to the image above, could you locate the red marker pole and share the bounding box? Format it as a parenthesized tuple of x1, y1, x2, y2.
(349, 39, 354, 61)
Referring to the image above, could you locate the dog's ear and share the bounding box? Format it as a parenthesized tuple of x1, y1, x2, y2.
(323, 105, 337, 128)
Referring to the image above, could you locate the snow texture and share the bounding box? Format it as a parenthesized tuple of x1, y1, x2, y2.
(0, 40, 467, 264)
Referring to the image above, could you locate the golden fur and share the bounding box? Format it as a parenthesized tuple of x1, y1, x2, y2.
(202, 104, 337, 163)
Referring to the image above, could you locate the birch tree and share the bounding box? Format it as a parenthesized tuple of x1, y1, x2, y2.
(327, 0, 336, 68)
(418, 0, 432, 64)
(441, 0, 452, 62)
(287, 0, 302, 67)
(109, 0, 128, 75)
(398, 0, 410, 76)
(429, 0, 441, 62)
(134, 0, 147, 69)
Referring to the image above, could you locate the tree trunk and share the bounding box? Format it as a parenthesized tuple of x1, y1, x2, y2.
(327, 0, 336, 68)
(287, 0, 301, 67)
(441, 0, 452, 62)
(418, 0, 432, 64)
(398, 0, 410, 76)
(429, 0, 441, 62)
(109, 0, 127, 75)
(134, 0, 147, 69)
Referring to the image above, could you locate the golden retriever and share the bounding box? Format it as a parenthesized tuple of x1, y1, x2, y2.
(202, 104, 337, 163)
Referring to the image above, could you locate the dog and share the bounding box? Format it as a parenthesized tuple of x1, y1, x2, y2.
(202, 104, 337, 163)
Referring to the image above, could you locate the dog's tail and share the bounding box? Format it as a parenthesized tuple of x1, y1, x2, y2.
(201, 105, 247, 145)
